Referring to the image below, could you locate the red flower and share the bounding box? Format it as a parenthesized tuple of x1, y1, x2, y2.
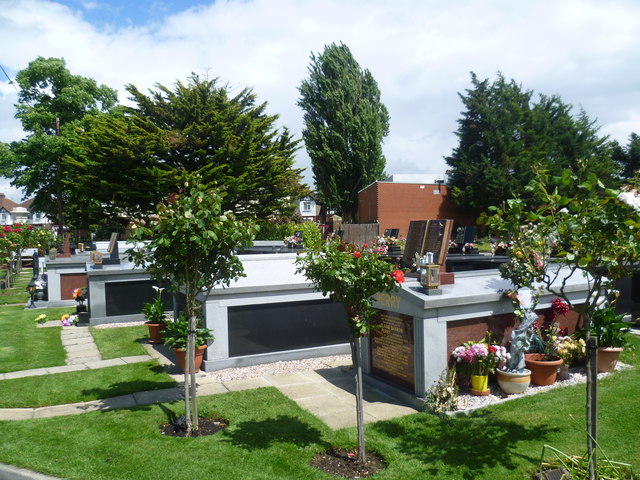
(353, 251, 361, 258)
(551, 298, 570, 315)
(363, 243, 368, 248)
(488, 345, 497, 353)
(3, 226, 10, 233)
(12, 228, 21, 233)
(167, 192, 178, 204)
(391, 269, 405, 284)
(27, 225, 32, 230)
(0, 233, 4, 238)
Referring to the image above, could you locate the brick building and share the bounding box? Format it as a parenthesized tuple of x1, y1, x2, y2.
(357, 175, 476, 238)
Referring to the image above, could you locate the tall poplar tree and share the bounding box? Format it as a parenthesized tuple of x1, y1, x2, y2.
(298, 43, 389, 223)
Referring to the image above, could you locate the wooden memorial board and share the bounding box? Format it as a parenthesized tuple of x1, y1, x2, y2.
(370, 310, 415, 390)
(58, 233, 72, 258)
(402, 220, 429, 266)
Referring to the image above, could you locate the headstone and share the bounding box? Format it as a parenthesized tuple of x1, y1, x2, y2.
(454, 227, 465, 245)
(58, 233, 71, 258)
(402, 220, 429, 267)
(370, 310, 415, 390)
(102, 232, 121, 265)
(384, 228, 400, 238)
(463, 226, 476, 245)
(423, 219, 453, 266)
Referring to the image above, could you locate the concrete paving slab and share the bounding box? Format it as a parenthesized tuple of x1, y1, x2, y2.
(0, 373, 4, 381)
(64, 343, 98, 353)
(120, 355, 152, 364)
(196, 383, 230, 396)
(294, 396, 356, 416)
(91, 394, 137, 411)
(67, 357, 102, 365)
(3, 368, 49, 380)
(85, 358, 126, 369)
(45, 364, 87, 374)
(275, 382, 334, 400)
(0, 408, 35, 421)
(33, 403, 86, 418)
(0, 461, 62, 480)
(365, 403, 418, 421)
(222, 377, 272, 391)
(133, 387, 183, 405)
(265, 371, 315, 387)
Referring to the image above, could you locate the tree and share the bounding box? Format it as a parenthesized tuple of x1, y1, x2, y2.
(72, 75, 306, 225)
(485, 165, 640, 480)
(295, 239, 404, 463)
(446, 73, 619, 218)
(612, 132, 640, 180)
(298, 43, 389, 223)
(1, 57, 117, 232)
(127, 173, 258, 435)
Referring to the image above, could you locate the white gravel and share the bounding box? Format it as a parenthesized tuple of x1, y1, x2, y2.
(451, 363, 630, 414)
(203, 355, 352, 382)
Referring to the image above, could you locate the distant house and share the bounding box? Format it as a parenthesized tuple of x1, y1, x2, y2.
(297, 195, 321, 222)
(357, 174, 476, 238)
(0, 193, 53, 227)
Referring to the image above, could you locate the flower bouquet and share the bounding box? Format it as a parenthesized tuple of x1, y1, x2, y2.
(452, 340, 510, 376)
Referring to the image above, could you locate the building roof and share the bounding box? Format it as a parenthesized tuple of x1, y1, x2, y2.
(0, 194, 18, 212)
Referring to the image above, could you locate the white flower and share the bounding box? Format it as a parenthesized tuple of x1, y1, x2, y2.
(559, 208, 569, 214)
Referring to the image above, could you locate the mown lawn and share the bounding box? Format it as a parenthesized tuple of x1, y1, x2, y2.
(0, 336, 637, 480)
(90, 324, 149, 359)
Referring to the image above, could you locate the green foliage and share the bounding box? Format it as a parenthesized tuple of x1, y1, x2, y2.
(72, 75, 307, 226)
(591, 306, 630, 348)
(538, 444, 634, 480)
(295, 237, 402, 337)
(447, 72, 619, 218)
(162, 315, 213, 350)
(298, 42, 389, 222)
(2, 57, 117, 228)
(613, 132, 640, 181)
(142, 286, 169, 324)
(298, 221, 322, 251)
(253, 219, 297, 241)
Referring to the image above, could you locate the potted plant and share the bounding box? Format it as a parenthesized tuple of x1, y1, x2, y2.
(525, 321, 564, 386)
(163, 315, 214, 373)
(452, 339, 509, 396)
(555, 335, 586, 380)
(143, 285, 170, 344)
(72, 287, 87, 313)
(591, 303, 630, 373)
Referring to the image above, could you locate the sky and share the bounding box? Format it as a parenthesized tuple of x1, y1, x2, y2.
(1, 0, 639, 202)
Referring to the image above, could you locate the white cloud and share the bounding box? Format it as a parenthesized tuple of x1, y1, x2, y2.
(0, 0, 639, 192)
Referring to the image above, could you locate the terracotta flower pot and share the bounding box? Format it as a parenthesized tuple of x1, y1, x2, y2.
(524, 353, 563, 386)
(146, 323, 167, 344)
(496, 369, 531, 395)
(597, 347, 623, 373)
(173, 345, 207, 373)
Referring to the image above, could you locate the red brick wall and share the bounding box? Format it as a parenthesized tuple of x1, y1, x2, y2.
(358, 182, 477, 238)
(60, 273, 88, 300)
(446, 309, 581, 362)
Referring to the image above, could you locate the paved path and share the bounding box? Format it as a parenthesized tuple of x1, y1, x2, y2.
(0, 326, 418, 430)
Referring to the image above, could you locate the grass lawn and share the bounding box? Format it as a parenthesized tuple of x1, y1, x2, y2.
(0, 337, 637, 479)
(90, 324, 150, 359)
(0, 361, 177, 407)
(0, 305, 70, 373)
(0, 269, 32, 305)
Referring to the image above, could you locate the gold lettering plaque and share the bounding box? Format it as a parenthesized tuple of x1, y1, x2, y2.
(370, 310, 415, 390)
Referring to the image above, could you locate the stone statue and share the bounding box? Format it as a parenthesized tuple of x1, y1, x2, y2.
(504, 287, 537, 373)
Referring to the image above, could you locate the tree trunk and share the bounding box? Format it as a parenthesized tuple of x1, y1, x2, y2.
(351, 336, 366, 463)
(586, 333, 598, 480)
(189, 314, 198, 432)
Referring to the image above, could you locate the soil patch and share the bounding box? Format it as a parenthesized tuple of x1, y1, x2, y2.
(309, 448, 386, 478)
(160, 416, 229, 437)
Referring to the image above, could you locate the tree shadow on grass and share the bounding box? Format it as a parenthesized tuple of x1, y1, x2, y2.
(372, 410, 559, 479)
(223, 415, 330, 451)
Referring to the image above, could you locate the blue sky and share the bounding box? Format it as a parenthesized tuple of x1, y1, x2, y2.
(1, 0, 640, 200)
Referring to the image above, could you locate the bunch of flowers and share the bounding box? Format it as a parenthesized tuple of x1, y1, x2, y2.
(72, 287, 87, 304)
(449, 240, 458, 250)
(452, 340, 510, 375)
(464, 242, 475, 249)
(283, 235, 302, 247)
(555, 336, 586, 365)
(60, 313, 78, 327)
(530, 322, 566, 360)
(34, 314, 47, 324)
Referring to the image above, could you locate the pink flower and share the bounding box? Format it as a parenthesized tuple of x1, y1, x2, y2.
(3, 226, 10, 233)
(353, 251, 361, 258)
(363, 243, 368, 248)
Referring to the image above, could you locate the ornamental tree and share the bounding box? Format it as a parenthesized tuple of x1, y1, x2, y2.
(484, 165, 640, 480)
(295, 238, 404, 463)
(127, 174, 258, 435)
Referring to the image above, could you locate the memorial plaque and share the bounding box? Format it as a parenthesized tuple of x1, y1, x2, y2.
(370, 310, 415, 390)
(402, 220, 428, 266)
(454, 227, 465, 244)
(424, 219, 453, 265)
(463, 226, 476, 244)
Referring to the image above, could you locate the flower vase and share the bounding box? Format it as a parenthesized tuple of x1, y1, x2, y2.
(496, 369, 531, 395)
(470, 374, 490, 396)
